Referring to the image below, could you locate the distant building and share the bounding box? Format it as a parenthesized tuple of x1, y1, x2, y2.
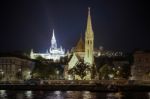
(131, 51, 150, 80)
(0, 54, 34, 81)
(94, 46, 124, 57)
(30, 29, 65, 61)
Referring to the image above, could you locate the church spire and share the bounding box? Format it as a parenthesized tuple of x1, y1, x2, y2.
(84, 7, 94, 65)
(51, 29, 57, 49)
(85, 7, 94, 37)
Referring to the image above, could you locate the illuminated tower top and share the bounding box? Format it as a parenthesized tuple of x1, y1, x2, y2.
(85, 7, 94, 38)
(51, 29, 57, 49)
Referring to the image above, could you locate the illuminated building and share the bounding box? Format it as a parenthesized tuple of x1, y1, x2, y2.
(0, 54, 34, 81)
(30, 29, 65, 61)
(65, 8, 95, 80)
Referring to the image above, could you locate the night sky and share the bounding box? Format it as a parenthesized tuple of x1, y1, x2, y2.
(0, 0, 150, 53)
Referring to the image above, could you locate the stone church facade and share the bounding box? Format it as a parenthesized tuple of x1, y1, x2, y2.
(64, 8, 96, 80)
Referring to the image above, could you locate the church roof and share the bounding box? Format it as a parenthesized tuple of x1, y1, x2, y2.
(75, 36, 84, 52)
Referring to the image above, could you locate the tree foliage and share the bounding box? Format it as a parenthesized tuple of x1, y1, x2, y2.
(32, 58, 63, 79)
(99, 64, 112, 80)
(68, 60, 92, 80)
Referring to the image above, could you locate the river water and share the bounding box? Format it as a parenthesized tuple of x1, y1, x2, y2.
(0, 90, 149, 99)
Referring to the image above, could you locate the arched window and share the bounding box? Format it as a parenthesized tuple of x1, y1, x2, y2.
(88, 40, 89, 45)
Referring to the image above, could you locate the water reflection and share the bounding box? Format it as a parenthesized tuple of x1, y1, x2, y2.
(25, 91, 33, 99)
(45, 91, 63, 99)
(0, 90, 7, 99)
(65, 91, 81, 99)
(16, 92, 24, 99)
(0, 90, 149, 99)
(82, 91, 96, 99)
(107, 92, 123, 99)
(148, 92, 150, 99)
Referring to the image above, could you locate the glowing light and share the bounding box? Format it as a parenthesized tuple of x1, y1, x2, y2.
(82, 91, 94, 99)
(0, 90, 6, 98)
(54, 91, 61, 96)
(56, 70, 59, 75)
(116, 71, 120, 75)
(108, 74, 114, 79)
(68, 75, 73, 80)
(25, 91, 33, 99)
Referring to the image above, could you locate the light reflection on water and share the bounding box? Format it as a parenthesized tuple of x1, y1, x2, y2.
(65, 91, 81, 99)
(25, 91, 33, 99)
(45, 91, 64, 99)
(0, 90, 149, 99)
(148, 92, 150, 99)
(82, 91, 96, 99)
(0, 90, 7, 99)
(106, 92, 123, 99)
(16, 92, 24, 99)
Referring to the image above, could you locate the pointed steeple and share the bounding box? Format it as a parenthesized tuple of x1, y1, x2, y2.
(85, 7, 94, 37)
(84, 7, 94, 65)
(52, 29, 56, 42)
(51, 29, 57, 49)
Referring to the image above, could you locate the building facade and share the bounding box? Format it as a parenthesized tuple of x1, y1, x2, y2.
(131, 51, 150, 80)
(30, 29, 65, 61)
(0, 56, 34, 81)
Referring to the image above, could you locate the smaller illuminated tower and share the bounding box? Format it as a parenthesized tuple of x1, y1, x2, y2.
(51, 29, 57, 49)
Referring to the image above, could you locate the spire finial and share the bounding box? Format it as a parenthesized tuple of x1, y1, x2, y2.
(88, 7, 91, 14)
(51, 28, 57, 49)
(52, 29, 55, 37)
(88, 7, 90, 11)
(85, 7, 93, 35)
(52, 29, 56, 41)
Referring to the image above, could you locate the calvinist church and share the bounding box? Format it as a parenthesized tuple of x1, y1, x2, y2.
(65, 8, 96, 80)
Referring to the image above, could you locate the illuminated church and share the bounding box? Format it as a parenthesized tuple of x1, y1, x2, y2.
(65, 8, 95, 80)
(30, 29, 65, 61)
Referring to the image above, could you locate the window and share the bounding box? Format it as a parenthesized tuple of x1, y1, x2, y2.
(88, 40, 89, 45)
(88, 50, 89, 57)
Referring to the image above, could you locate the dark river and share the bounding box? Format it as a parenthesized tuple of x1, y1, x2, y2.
(0, 90, 149, 99)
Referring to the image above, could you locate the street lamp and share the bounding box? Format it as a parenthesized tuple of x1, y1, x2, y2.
(0, 70, 4, 80)
(108, 74, 114, 79)
(1, 71, 4, 77)
(18, 68, 21, 72)
(26, 71, 31, 79)
(56, 70, 59, 80)
(17, 68, 22, 80)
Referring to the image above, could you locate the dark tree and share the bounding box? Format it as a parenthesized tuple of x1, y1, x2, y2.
(68, 60, 92, 80)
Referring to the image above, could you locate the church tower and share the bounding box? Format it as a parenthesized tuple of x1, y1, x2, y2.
(51, 29, 57, 49)
(84, 8, 94, 65)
